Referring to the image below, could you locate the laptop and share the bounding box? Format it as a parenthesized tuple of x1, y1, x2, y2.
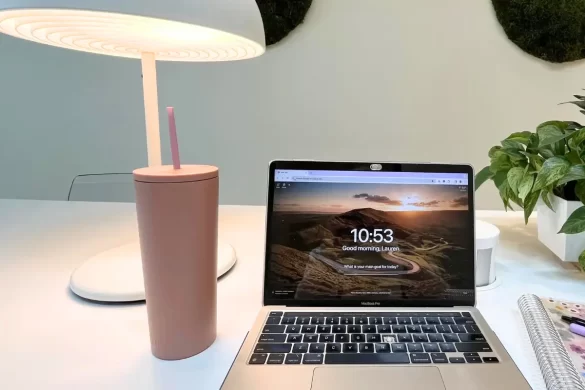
(221, 160, 530, 390)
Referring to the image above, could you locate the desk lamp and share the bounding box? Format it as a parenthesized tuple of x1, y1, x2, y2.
(0, 0, 265, 302)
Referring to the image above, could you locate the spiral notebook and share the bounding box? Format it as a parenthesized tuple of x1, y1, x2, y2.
(518, 294, 585, 390)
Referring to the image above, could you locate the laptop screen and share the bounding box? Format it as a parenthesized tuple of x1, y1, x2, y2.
(264, 162, 475, 307)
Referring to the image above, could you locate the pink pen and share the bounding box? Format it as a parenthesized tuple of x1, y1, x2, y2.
(570, 323, 585, 337)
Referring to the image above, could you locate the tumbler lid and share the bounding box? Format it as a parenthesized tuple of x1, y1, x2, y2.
(133, 165, 218, 183)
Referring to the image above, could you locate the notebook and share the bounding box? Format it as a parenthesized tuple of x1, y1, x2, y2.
(518, 294, 585, 390)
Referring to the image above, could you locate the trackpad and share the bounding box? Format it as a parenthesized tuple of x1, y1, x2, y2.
(311, 367, 446, 390)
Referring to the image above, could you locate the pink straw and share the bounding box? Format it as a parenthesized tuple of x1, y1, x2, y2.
(167, 107, 181, 169)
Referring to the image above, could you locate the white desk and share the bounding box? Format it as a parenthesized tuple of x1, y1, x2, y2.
(1, 199, 584, 389)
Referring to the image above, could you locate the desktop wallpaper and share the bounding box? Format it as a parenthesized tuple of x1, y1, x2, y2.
(266, 181, 474, 301)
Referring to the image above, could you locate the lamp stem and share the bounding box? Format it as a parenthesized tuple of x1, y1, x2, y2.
(141, 52, 162, 167)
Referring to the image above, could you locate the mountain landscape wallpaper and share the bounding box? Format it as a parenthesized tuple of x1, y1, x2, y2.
(267, 182, 473, 301)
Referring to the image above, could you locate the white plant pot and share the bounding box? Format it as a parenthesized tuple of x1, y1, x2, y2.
(476, 220, 500, 287)
(537, 194, 584, 262)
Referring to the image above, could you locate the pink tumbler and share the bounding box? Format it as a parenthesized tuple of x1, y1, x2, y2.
(134, 165, 218, 360)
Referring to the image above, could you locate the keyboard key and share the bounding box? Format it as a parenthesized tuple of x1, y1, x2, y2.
(311, 317, 325, 325)
(370, 317, 383, 325)
(326, 353, 410, 365)
(359, 343, 374, 353)
(407, 325, 422, 333)
(297, 317, 311, 325)
(436, 325, 452, 333)
(410, 353, 431, 364)
(302, 325, 316, 333)
(462, 312, 472, 317)
(383, 317, 397, 325)
(439, 343, 456, 353)
(466, 324, 481, 333)
(366, 334, 381, 343)
(356, 317, 368, 325)
(286, 325, 300, 334)
(381, 335, 397, 343)
(398, 334, 413, 343)
(363, 325, 377, 333)
(375, 343, 390, 353)
(303, 334, 319, 343)
(267, 353, 285, 364)
(335, 334, 349, 343)
(463, 352, 479, 357)
(440, 317, 455, 324)
(449, 357, 465, 364)
(265, 317, 281, 325)
(317, 325, 331, 333)
(249, 353, 268, 364)
(466, 357, 483, 363)
(320, 334, 334, 343)
(269, 311, 283, 317)
(262, 325, 286, 333)
(332, 325, 346, 334)
(455, 317, 475, 325)
(254, 343, 292, 353)
(292, 343, 308, 353)
(444, 334, 459, 342)
(407, 343, 423, 352)
(281, 317, 296, 325)
(412, 317, 426, 325)
(326, 343, 342, 353)
(456, 343, 492, 353)
(287, 334, 302, 343)
(392, 325, 407, 333)
(343, 343, 358, 353)
(423, 343, 440, 352)
(397, 317, 412, 325)
(310, 343, 325, 353)
(378, 325, 392, 333)
(351, 334, 365, 342)
(458, 334, 486, 342)
(483, 357, 499, 363)
(285, 353, 302, 364)
(428, 334, 444, 342)
(348, 325, 361, 333)
(392, 343, 407, 353)
(450, 325, 467, 333)
(260, 334, 287, 343)
(303, 353, 324, 364)
(431, 353, 448, 364)
(413, 334, 429, 343)
(325, 317, 339, 325)
(340, 317, 353, 325)
(426, 317, 440, 324)
(422, 325, 436, 333)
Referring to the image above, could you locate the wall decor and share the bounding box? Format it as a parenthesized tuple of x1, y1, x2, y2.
(256, 0, 313, 46)
(492, 0, 585, 63)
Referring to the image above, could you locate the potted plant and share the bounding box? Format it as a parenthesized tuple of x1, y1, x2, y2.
(476, 93, 585, 272)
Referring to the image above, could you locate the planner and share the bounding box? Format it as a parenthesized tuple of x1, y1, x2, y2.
(518, 294, 585, 390)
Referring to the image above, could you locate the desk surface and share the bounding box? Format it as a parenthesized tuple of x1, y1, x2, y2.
(1, 199, 584, 389)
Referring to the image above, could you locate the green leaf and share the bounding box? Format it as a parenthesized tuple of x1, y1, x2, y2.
(519, 152, 544, 171)
(506, 131, 533, 145)
(566, 150, 582, 165)
(493, 171, 508, 189)
(538, 121, 569, 131)
(488, 146, 502, 158)
(475, 166, 493, 190)
(523, 190, 539, 224)
(541, 190, 554, 211)
(501, 139, 524, 150)
(558, 165, 585, 186)
(533, 157, 571, 191)
(566, 121, 583, 131)
(527, 133, 540, 150)
(576, 181, 585, 204)
(507, 167, 524, 195)
(500, 148, 526, 161)
(489, 154, 512, 173)
(579, 251, 585, 272)
(537, 124, 571, 147)
(560, 101, 585, 110)
(539, 147, 555, 159)
(570, 128, 585, 148)
(559, 206, 585, 234)
(518, 174, 535, 201)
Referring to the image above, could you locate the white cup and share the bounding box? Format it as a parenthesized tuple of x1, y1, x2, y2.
(476, 220, 500, 287)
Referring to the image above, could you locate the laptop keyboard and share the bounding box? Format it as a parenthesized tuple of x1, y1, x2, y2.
(249, 311, 499, 365)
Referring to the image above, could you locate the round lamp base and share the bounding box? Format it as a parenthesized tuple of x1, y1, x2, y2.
(69, 240, 236, 302)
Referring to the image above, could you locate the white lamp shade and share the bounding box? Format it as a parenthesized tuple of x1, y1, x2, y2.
(0, 0, 265, 61)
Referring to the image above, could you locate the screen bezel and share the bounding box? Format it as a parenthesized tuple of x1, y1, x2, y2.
(263, 160, 476, 308)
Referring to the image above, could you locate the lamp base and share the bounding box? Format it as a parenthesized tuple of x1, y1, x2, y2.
(69, 240, 236, 302)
